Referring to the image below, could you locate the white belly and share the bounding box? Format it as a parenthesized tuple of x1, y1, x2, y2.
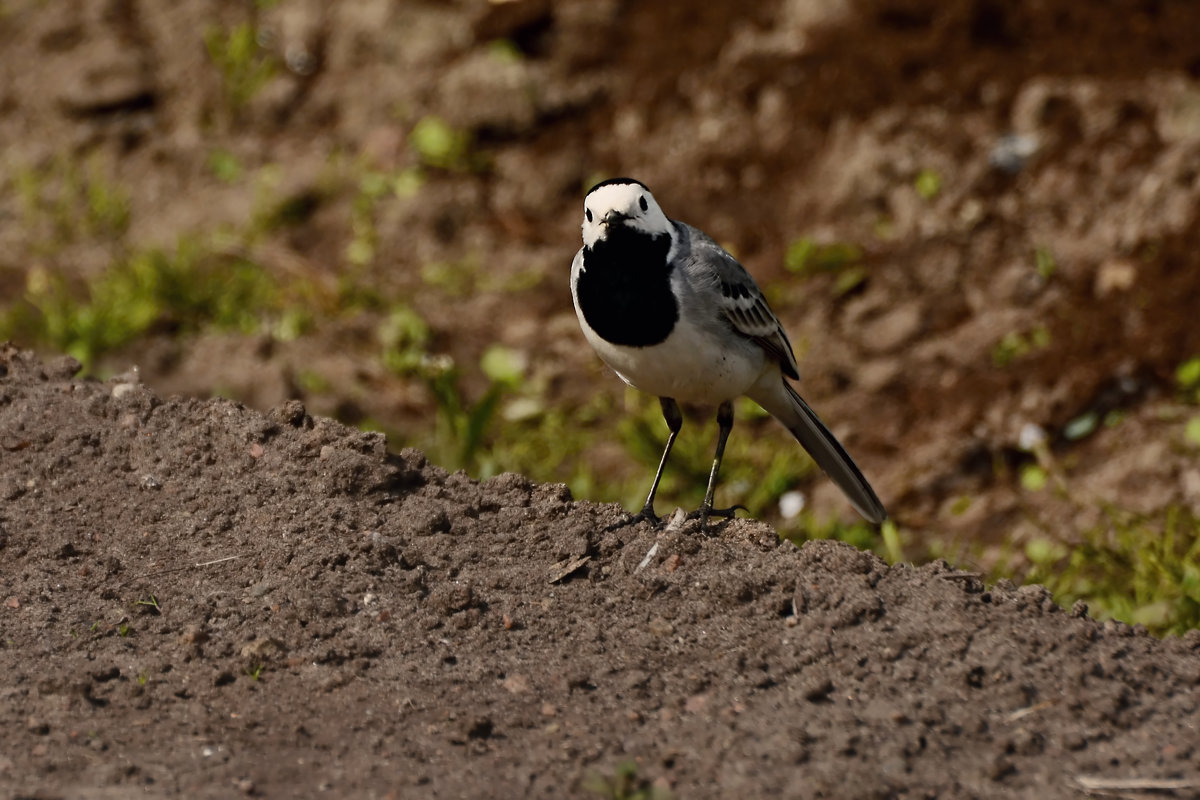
(582, 315, 766, 404)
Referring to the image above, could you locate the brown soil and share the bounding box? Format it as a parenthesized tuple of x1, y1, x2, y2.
(3, 345, 1199, 798)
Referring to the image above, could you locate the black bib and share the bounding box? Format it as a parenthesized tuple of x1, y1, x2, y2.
(576, 228, 677, 348)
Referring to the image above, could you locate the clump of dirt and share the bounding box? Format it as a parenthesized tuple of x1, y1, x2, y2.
(3, 344, 1198, 798)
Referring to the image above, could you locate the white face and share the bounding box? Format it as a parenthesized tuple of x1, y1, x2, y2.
(581, 181, 672, 248)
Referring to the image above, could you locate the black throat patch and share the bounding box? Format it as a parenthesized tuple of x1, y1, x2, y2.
(576, 227, 677, 347)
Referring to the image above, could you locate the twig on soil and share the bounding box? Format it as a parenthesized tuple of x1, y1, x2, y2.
(548, 554, 589, 584)
(194, 555, 242, 568)
(112, 554, 243, 590)
(1004, 699, 1056, 722)
(1075, 775, 1200, 794)
(636, 542, 660, 573)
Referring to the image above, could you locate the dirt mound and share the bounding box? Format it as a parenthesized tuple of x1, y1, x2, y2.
(3, 344, 1198, 798)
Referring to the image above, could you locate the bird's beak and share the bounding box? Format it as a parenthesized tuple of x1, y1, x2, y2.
(601, 210, 629, 227)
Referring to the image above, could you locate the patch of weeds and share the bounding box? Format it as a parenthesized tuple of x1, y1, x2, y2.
(1184, 416, 1200, 449)
(117, 623, 132, 637)
(295, 369, 332, 394)
(784, 237, 862, 276)
(207, 148, 244, 183)
(420, 348, 521, 474)
(204, 21, 277, 117)
(1176, 355, 1200, 403)
(1, 238, 304, 368)
(246, 664, 265, 681)
(421, 260, 474, 296)
(1019, 463, 1048, 492)
(137, 673, 149, 686)
(345, 168, 399, 268)
(1019, 506, 1200, 636)
(584, 761, 671, 800)
(1033, 247, 1056, 281)
(420, 255, 544, 296)
(379, 306, 431, 375)
(336, 276, 387, 313)
(409, 116, 477, 172)
(393, 166, 425, 198)
(880, 519, 904, 564)
(486, 38, 524, 63)
(991, 325, 1051, 367)
(783, 237, 866, 296)
(380, 310, 524, 474)
(914, 168, 942, 200)
(245, 164, 325, 238)
(134, 595, 162, 615)
(12, 156, 131, 247)
(495, 406, 596, 487)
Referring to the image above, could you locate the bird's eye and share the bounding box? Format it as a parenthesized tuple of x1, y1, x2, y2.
(585, 208, 593, 223)
(639, 196, 648, 212)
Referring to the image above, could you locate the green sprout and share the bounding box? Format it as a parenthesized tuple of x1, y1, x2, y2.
(914, 168, 942, 200)
(204, 22, 277, 116)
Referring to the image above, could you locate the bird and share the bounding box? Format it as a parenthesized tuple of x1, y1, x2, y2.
(569, 177, 887, 528)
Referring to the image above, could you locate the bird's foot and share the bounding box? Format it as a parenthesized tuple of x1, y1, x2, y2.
(687, 504, 748, 530)
(604, 504, 661, 532)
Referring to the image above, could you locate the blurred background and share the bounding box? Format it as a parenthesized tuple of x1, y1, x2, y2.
(3, 0, 1200, 630)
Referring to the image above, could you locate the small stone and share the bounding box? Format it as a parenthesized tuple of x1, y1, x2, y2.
(502, 674, 531, 695)
(180, 625, 208, 645)
(802, 675, 835, 702)
(1094, 260, 1136, 297)
(269, 399, 309, 427)
(240, 637, 286, 661)
(647, 617, 674, 637)
(1062, 731, 1087, 751)
(860, 306, 923, 354)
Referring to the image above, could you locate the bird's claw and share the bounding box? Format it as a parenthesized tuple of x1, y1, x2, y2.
(687, 503, 748, 530)
(695, 504, 748, 520)
(604, 505, 661, 532)
(606, 503, 746, 533)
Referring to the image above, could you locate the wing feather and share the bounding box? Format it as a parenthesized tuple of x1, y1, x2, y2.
(678, 224, 800, 380)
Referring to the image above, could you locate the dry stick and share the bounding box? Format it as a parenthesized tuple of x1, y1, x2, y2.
(193, 555, 242, 568)
(1075, 775, 1200, 792)
(1004, 699, 1056, 723)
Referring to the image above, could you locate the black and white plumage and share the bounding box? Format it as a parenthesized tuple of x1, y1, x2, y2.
(570, 177, 887, 527)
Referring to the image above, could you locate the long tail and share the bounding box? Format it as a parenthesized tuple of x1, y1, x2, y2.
(749, 379, 887, 524)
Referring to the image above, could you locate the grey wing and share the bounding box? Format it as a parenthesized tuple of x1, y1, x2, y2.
(680, 224, 801, 380)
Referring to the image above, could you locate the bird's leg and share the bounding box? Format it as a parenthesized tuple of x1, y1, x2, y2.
(625, 397, 682, 527)
(692, 401, 746, 528)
